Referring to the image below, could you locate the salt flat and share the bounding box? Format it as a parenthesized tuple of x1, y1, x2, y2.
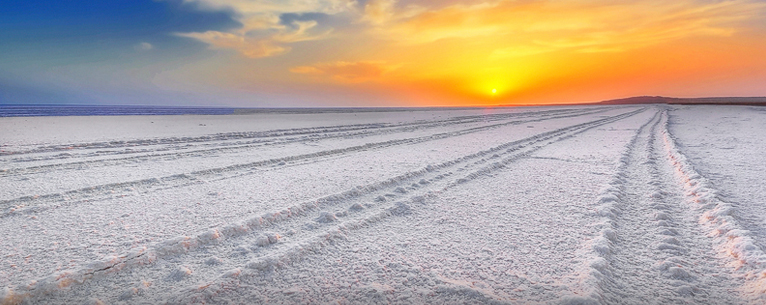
(1, 105, 765, 304)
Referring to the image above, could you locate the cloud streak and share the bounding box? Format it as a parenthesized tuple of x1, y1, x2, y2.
(291, 61, 398, 82)
(177, 18, 331, 58)
(382, 0, 765, 52)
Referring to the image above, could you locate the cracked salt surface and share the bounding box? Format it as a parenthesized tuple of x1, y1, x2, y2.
(1, 105, 764, 303)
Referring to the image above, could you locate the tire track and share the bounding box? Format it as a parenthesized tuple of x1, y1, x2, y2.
(0, 108, 611, 217)
(562, 107, 661, 304)
(13, 108, 645, 304)
(164, 107, 646, 305)
(0, 107, 594, 161)
(0, 108, 600, 177)
(663, 109, 766, 301)
(566, 108, 742, 304)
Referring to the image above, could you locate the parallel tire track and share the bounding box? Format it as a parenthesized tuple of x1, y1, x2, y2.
(567, 108, 742, 304)
(166, 107, 646, 304)
(0, 108, 598, 176)
(663, 109, 766, 301)
(0, 108, 599, 177)
(0, 108, 597, 160)
(563, 108, 661, 304)
(14, 108, 645, 304)
(0, 108, 611, 217)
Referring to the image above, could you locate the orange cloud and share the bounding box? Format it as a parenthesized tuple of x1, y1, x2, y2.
(290, 61, 398, 82)
(489, 45, 556, 59)
(381, 0, 765, 53)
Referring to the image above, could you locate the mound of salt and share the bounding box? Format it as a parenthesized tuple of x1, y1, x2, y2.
(389, 202, 412, 216)
(167, 266, 193, 282)
(315, 211, 337, 223)
(255, 232, 281, 247)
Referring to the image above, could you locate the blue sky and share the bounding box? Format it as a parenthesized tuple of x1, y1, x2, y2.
(1, 0, 239, 105)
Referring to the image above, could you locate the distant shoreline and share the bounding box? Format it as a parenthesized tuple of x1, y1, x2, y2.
(0, 104, 542, 118)
(595, 96, 766, 106)
(2, 96, 765, 117)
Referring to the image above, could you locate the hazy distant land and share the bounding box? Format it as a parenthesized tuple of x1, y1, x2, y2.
(597, 96, 766, 106)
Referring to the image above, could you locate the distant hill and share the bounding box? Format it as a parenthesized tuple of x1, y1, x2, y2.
(598, 96, 766, 106)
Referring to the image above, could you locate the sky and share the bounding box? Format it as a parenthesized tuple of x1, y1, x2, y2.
(1, 0, 766, 107)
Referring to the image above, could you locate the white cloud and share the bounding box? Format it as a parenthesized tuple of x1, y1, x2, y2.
(177, 31, 289, 58)
(362, 0, 396, 25)
(182, 0, 357, 16)
(175, 0, 356, 58)
(134, 42, 154, 51)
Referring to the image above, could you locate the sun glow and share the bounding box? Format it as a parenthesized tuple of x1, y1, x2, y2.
(492, 88, 497, 94)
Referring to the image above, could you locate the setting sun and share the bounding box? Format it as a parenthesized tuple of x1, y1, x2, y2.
(492, 88, 498, 95)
